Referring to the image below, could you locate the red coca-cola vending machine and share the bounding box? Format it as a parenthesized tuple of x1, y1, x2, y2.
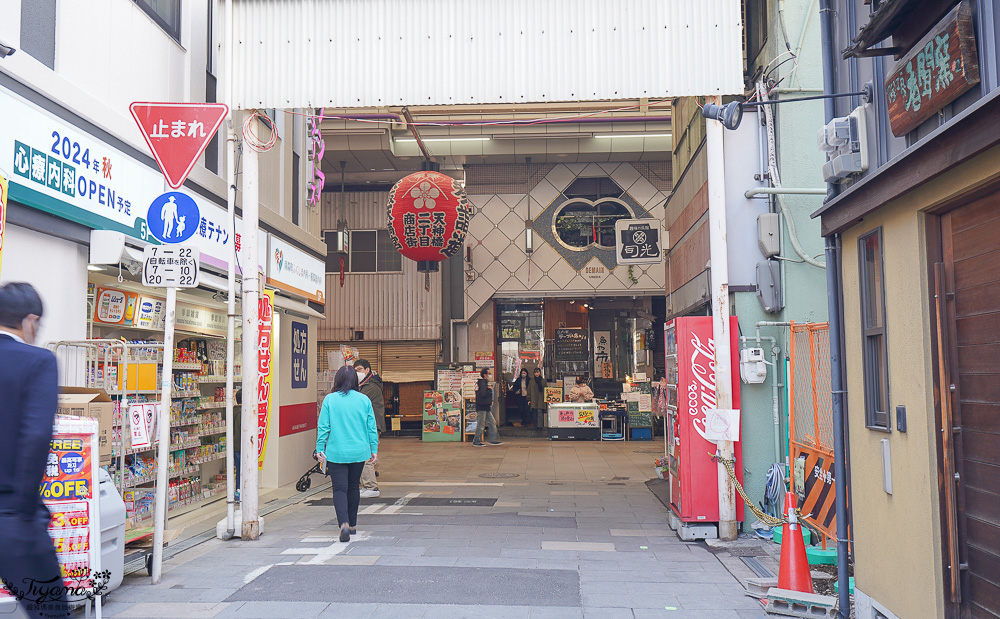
(664, 316, 744, 538)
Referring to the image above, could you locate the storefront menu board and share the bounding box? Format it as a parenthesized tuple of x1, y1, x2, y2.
(624, 380, 653, 427)
(422, 390, 462, 442)
(555, 329, 588, 361)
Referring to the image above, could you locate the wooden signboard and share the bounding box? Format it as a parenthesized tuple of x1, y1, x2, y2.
(884, 1, 979, 137)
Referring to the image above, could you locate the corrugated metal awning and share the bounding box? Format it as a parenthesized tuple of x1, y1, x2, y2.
(231, 0, 743, 109)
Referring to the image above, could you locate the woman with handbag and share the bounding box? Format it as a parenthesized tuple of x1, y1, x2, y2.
(316, 364, 380, 542)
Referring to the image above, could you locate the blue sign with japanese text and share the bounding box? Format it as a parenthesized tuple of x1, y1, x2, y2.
(291, 321, 308, 389)
(147, 191, 200, 244)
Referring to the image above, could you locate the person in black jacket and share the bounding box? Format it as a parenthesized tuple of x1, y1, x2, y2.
(0, 283, 69, 618)
(473, 368, 501, 446)
(509, 368, 531, 427)
(354, 359, 385, 498)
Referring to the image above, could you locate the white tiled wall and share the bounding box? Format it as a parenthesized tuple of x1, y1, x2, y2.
(464, 163, 668, 318)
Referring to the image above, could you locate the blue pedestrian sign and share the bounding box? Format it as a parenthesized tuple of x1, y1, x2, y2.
(147, 191, 200, 244)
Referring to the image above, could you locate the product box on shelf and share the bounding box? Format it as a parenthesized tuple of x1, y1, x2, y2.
(116, 362, 158, 392)
(57, 387, 114, 465)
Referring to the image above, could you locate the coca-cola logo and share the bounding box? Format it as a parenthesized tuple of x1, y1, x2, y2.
(687, 332, 717, 444)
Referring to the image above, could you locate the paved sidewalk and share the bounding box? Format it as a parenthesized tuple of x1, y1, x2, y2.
(101, 438, 768, 619)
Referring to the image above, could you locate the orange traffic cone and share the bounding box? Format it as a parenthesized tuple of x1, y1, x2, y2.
(777, 491, 813, 593)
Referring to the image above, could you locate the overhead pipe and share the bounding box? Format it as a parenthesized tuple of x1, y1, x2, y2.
(745, 187, 827, 198)
(819, 0, 851, 615)
(322, 113, 671, 126)
(401, 107, 433, 162)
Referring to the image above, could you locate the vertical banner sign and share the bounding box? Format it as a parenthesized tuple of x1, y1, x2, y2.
(42, 416, 103, 599)
(0, 168, 7, 277)
(593, 331, 611, 376)
(291, 321, 308, 389)
(128, 403, 159, 450)
(257, 289, 275, 469)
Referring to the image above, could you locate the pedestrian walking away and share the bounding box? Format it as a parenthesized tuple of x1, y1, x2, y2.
(316, 365, 380, 542)
(0, 283, 70, 619)
(473, 368, 502, 446)
(353, 358, 384, 498)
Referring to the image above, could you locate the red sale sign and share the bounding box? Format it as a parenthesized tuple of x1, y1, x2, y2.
(129, 102, 228, 189)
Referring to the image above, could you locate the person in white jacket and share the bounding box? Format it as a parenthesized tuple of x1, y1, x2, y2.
(566, 376, 594, 402)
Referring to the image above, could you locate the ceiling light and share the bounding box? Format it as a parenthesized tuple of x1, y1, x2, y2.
(395, 136, 491, 143)
(490, 132, 593, 140)
(593, 133, 672, 139)
(87, 264, 105, 272)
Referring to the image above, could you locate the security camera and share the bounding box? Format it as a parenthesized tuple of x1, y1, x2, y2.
(0, 40, 16, 58)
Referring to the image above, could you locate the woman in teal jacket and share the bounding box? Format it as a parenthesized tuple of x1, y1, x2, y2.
(316, 364, 379, 542)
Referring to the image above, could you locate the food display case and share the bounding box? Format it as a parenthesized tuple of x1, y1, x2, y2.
(664, 317, 745, 531)
(547, 402, 600, 440)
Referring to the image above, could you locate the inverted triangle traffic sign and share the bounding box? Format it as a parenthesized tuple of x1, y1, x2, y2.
(130, 102, 229, 189)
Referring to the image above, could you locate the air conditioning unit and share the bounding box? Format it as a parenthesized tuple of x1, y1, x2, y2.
(817, 105, 868, 183)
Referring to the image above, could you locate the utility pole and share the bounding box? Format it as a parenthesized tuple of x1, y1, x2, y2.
(240, 119, 261, 541)
(705, 94, 738, 541)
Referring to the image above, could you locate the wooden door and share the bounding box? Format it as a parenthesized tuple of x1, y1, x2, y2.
(936, 195, 1000, 618)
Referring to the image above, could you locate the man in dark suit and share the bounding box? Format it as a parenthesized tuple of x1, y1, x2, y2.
(0, 282, 68, 618)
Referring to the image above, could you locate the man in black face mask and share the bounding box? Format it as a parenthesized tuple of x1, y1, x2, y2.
(0, 282, 68, 618)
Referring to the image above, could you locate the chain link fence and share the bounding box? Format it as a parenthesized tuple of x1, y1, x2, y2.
(790, 323, 834, 453)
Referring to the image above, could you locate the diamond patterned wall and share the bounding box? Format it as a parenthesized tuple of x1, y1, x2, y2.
(464, 162, 670, 319)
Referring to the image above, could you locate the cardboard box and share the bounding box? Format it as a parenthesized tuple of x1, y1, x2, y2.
(57, 387, 114, 465)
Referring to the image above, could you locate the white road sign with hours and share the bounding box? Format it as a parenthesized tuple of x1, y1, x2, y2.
(143, 245, 200, 288)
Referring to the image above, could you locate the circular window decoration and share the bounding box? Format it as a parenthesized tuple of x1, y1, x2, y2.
(553, 198, 633, 251)
(386, 171, 472, 263)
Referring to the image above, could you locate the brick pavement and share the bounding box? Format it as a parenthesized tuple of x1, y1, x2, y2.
(99, 438, 770, 619)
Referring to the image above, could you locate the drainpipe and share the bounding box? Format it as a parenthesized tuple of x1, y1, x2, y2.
(819, 0, 851, 615)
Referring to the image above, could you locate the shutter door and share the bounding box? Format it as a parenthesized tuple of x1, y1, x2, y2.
(317, 342, 381, 372)
(940, 196, 1000, 616)
(380, 341, 440, 383)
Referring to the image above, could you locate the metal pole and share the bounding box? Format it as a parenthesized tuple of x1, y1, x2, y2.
(705, 94, 737, 541)
(240, 120, 261, 540)
(818, 0, 850, 611)
(150, 286, 176, 582)
(221, 0, 237, 540)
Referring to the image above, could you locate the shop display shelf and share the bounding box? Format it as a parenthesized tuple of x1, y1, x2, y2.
(123, 465, 198, 488)
(195, 426, 226, 436)
(197, 375, 241, 383)
(187, 453, 225, 466)
(172, 362, 203, 371)
(125, 485, 225, 533)
(197, 402, 227, 410)
(171, 390, 202, 398)
(171, 419, 200, 427)
(169, 439, 202, 450)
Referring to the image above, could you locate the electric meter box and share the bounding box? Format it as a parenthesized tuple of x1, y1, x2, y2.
(758, 213, 780, 257)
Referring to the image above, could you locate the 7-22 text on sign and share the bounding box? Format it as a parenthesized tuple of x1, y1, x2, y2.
(143, 245, 200, 288)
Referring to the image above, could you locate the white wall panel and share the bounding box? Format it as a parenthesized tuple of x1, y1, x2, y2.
(319, 191, 443, 341)
(231, 0, 743, 109)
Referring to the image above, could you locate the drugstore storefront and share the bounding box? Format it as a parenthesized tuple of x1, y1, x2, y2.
(0, 82, 325, 534)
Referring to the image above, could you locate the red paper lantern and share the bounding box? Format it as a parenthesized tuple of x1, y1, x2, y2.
(386, 171, 471, 264)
